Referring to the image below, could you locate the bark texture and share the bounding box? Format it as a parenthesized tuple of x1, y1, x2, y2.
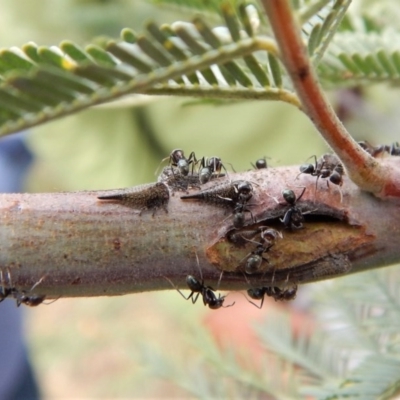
(1, 160, 400, 299)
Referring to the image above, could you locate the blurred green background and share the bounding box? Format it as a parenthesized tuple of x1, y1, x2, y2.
(2, 0, 400, 398)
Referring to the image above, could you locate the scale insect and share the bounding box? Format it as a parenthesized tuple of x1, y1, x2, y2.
(98, 182, 170, 216)
(158, 166, 201, 194)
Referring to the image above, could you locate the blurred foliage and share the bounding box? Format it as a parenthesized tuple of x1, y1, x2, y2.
(28, 266, 400, 398)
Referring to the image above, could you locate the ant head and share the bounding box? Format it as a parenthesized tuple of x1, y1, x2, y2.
(237, 180, 253, 194)
(170, 149, 184, 163)
(284, 286, 298, 300)
(207, 157, 222, 172)
(282, 189, 296, 205)
(255, 158, 267, 169)
(247, 287, 265, 300)
(299, 163, 314, 174)
(208, 297, 224, 309)
(24, 294, 46, 307)
(329, 171, 342, 185)
(209, 293, 235, 309)
(234, 181, 253, 202)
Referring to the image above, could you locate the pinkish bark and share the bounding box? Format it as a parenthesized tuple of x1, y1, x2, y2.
(0, 162, 400, 299)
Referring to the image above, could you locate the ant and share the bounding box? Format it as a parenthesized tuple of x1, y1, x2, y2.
(281, 188, 306, 230)
(198, 156, 228, 184)
(165, 255, 234, 310)
(247, 285, 298, 308)
(299, 154, 344, 186)
(358, 140, 400, 157)
(232, 202, 255, 229)
(230, 181, 256, 228)
(242, 228, 281, 274)
(163, 149, 197, 176)
(0, 271, 47, 307)
(251, 157, 268, 170)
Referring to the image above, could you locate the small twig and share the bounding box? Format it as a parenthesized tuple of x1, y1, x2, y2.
(260, 0, 392, 197)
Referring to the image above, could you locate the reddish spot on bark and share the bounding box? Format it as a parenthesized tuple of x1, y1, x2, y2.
(383, 181, 400, 198)
(71, 277, 81, 285)
(9, 201, 21, 211)
(298, 65, 309, 81)
(113, 238, 121, 250)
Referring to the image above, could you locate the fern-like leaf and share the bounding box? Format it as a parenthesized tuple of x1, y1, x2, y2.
(0, 2, 304, 137)
(1, 1, 400, 136)
(318, 30, 400, 87)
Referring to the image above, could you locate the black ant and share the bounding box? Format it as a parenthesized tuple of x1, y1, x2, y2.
(390, 142, 400, 156)
(358, 141, 387, 157)
(232, 202, 255, 229)
(358, 140, 400, 157)
(281, 188, 306, 230)
(299, 154, 344, 192)
(165, 255, 234, 310)
(229, 181, 256, 228)
(0, 271, 48, 307)
(198, 156, 228, 184)
(13, 290, 47, 307)
(242, 228, 281, 274)
(247, 285, 298, 308)
(251, 157, 268, 170)
(163, 149, 197, 176)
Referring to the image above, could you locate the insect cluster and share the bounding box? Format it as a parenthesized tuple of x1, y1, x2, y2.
(6, 142, 393, 310)
(358, 140, 400, 157)
(160, 150, 323, 309)
(96, 148, 349, 310)
(299, 154, 344, 188)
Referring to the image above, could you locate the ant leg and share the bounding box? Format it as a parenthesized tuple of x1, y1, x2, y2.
(337, 186, 343, 203)
(246, 292, 265, 309)
(0, 270, 7, 301)
(42, 298, 59, 305)
(191, 292, 200, 305)
(242, 273, 264, 309)
(296, 186, 306, 201)
(163, 276, 195, 302)
(222, 296, 236, 308)
(194, 252, 203, 282)
(216, 270, 224, 291)
(30, 275, 46, 292)
(266, 192, 280, 204)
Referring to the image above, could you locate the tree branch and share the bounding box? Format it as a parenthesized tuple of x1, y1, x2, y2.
(260, 0, 400, 198)
(2, 163, 400, 299)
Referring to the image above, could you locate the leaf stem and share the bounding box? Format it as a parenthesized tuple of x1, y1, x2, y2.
(261, 0, 389, 196)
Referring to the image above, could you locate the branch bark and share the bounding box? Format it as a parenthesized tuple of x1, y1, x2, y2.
(2, 163, 400, 299)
